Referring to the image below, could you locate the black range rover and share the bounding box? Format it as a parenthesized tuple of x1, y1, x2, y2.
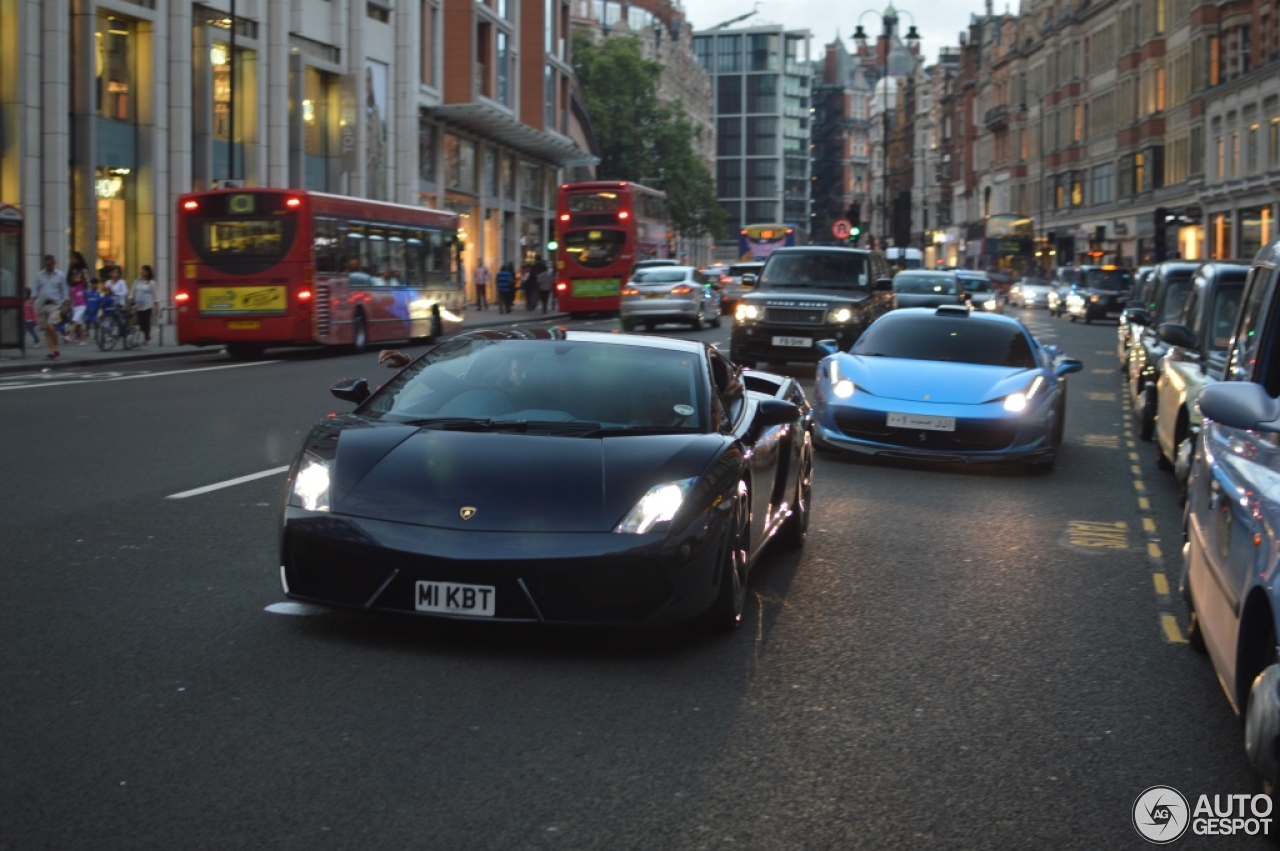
(729, 247, 893, 367)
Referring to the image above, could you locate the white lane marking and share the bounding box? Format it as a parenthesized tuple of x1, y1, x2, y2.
(167, 465, 290, 499)
(0, 360, 278, 390)
(264, 602, 330, 616)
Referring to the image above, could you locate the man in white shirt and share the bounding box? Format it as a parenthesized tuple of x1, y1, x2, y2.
(31, 255, 69, 360)
(473, 260, 491, 311)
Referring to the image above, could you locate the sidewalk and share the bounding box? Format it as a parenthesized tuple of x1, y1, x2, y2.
(0, 306, 572, 375)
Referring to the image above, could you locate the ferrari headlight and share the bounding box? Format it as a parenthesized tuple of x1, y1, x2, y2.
(1002, 376, 1047, 413)
(735, 303, 760, 322)
(828, 307, 853, 323)
(292, 452, 331, 512)
(615, 478, 696, 534)
(826, 359, 856, 399)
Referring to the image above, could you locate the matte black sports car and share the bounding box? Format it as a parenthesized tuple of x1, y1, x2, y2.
(280, 329, 813, 630)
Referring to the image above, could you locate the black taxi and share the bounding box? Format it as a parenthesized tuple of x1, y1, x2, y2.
(728, 247, 893, 367)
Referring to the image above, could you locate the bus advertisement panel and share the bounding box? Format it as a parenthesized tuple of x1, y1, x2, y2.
(738, 224, 805, 261)
(176, 189, 464, 358)
(554, 181, 671, 315)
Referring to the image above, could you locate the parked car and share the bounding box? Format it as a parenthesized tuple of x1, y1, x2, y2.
(1009, 277, 1053, 309)
(956, 271, 1004, 313)
(811, 306, 1082, 471)
(281, 328, 814, 630)
(1062, 266, 1134, 322)
(1179, 236, 1280, 797)
(729, 247, 893, 368)
(1152, 262, 1248, 484)
(620, 265, 720, 332)
(1118, 266, 1158, 370)
(891, 270, 967, 309)
(1124, 261, 1203, 439)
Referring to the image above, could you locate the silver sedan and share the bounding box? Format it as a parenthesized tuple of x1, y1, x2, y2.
(619, 266, 721, 332)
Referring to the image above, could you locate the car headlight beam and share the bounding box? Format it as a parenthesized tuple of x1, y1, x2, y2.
(615, 478, 696, 534)
(1002, 375, 1047, 413)
(828, 307, 853, 323)
(735, 304, 760, 322)
(826, 358, 856, 399)
(292, 453, 331, 512)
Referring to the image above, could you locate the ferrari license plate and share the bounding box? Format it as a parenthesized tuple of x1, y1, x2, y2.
(772, 336, 812, 348)
(887, 412, 956, 432)
(415, 581, 496, 616)
(226, 320, 260, 329)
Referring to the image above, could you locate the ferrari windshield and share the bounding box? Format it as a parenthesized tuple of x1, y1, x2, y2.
(365, 339, 706, 430)
(852, 314, 1037, 368)
(758, 252, 870, 290)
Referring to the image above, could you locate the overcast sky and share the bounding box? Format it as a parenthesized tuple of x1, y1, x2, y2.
(683, 0, 997, 69)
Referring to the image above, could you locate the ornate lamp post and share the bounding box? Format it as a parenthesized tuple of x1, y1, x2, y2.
(853, 6, 918, 250)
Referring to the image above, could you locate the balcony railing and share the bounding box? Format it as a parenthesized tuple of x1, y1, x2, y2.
(984, 104, 1010, 129)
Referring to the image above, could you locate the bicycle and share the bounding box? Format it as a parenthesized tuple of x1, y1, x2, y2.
(96, 307, 140, 351)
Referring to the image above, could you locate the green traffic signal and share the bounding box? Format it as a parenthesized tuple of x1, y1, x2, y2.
(547, 238, 560, 251)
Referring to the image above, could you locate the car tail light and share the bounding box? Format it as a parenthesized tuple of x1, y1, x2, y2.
(621, 287, 640, 296)
(670, 285, 693, 295)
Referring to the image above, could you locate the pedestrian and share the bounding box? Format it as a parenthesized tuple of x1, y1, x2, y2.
(31, 254, 69, 360)
(105, 265, 129, 307)
(473, 259, 491, 311)
(22, 287, 40, 346)
(132, 264, 158, 346)
(495, 262, 516, 314)
(523, 260, 540, 311)
(68, 268, 88, 344)
(83, 278, 102, 342)
(537, 262, 554, 313)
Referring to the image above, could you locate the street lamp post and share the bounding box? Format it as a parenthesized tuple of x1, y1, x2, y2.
(853, 8, 918, 252)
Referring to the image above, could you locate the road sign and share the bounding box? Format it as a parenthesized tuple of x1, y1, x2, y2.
(832, 219, 852, 240)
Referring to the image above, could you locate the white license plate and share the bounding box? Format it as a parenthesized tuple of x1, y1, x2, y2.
(772, 336, 813, 348)
(415, 581, 496, 616)
(887, 412, 956, 432)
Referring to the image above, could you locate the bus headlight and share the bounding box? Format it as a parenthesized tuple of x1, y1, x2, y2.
(735, 304, 760, 322)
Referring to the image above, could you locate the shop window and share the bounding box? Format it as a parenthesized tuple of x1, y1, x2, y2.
(96, 15, 135, 122)
(303, 67, 333, 191)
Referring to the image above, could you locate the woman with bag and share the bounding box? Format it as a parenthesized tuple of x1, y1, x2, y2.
(132, 265, 158, 346)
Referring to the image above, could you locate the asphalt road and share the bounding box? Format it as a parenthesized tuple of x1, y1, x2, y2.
(0, 308, 1268, 849)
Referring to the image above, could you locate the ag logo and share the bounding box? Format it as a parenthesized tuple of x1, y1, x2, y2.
(459, 506, 477, 520)
(1133, 785, 1190, 843)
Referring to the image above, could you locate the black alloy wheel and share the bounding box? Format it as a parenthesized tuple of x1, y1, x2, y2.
(704, 482, 751, 631)
(1137, 384, 1157, 441)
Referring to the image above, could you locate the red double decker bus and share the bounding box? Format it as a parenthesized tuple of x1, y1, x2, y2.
(553, 181, 672, 316)
(176, 189, 464, 358)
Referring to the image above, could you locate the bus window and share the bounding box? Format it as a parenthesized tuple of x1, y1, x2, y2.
(314, 217, 340, 274)
(406, 235, 425, 287)
(565, 230, 626, 268)
(387, 234, 406, 287)
(367, 230, 388, 280)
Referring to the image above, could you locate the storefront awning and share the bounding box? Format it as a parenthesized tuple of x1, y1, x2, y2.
(430, 103, 598, 168)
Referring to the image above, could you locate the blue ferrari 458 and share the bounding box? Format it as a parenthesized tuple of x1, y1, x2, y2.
(811, 306, 1083, 471)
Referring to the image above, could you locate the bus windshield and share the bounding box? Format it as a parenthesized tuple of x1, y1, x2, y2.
(198, 220, 289, 259)
(564, 230, 626, 269)
(567, 193, 622, 212)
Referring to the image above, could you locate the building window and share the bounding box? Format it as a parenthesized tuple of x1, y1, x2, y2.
(717, 118, 741, 156)
(303, 67, 334, 191)
(521, 161, 542, 207)
(421, 1, 438, 87)
(694, 36, 712, 71)
(502, 153, 515, 200)
(418, 117, 436, 183)
(1073, 103, 1083, 141)
(717, 160, 741, 197)
(367, 4, 391, 23)
(1091, 162, 1114, 204)
(1231, 131, 1240, 177)
(96, 15, 135, 122)
(748, 33, 779, 71)
(496, 32, 510, 106)
(544, 65, 554, 128)
(445, 134, 477, 194)
(1239, 206, 1266, 259)
(484, 147, 498, 196)
(1070, 171, 1084, 206)
(1216, 135, 1225, 178)
(1272, 118, 1280, 168)
(746, 200, 777, 222)
(717, 76, 742, 114)
(747, 116, 776, 155)
(746, 75, 778, 113)
(717, 35, 741, 72)
(746, 159, 777, 197)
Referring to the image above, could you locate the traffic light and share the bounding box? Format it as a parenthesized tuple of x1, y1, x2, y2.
(846, 202, 863, 245)
(546, 226, 559, 253)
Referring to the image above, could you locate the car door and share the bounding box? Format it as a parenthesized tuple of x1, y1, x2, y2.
(714, 349, 782, 556)
(1189, 264, 1280, 704)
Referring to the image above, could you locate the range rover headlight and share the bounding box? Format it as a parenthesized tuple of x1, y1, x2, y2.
(828, 307, 853, 323)
(615, 478, 697, 534)
(291, 452, 331, 512)
(735, 304, 760, 322)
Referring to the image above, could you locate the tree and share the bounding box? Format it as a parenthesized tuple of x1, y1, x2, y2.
(572, 33, 726, 242)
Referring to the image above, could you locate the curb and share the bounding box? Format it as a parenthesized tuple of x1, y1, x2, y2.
(0, 311, 576, 375)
